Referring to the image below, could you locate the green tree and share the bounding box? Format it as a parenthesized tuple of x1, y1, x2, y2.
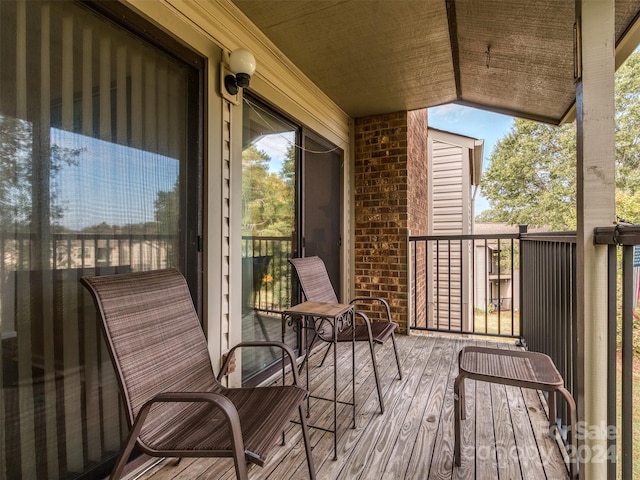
(0, 116, 83, 230)
(0, 117, 33, 229)
(479, 51, 640, 229)
(154, 179, 179, 235)
(478, 120, 576, 229)
(241, 144, 294, 236)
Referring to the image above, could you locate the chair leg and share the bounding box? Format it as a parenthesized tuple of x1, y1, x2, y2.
(557, 387, 578, 479)
(548, 390, 557, 429)
(368, 337, 385, 414)
(459, 375, 466, 420)
(230, 437, 249, 480)
(111, 410, 150, 480)
(390, 332, 403, 380)
(109, 436, 136, 480)
(454, 374, 464, 467)
(299, 404, 316, 480)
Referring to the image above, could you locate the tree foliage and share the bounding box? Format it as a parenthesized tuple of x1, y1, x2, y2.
(478, 120, 576, 229)
(154, 179, 179, 235)
(241, 143, 295, 236)
(0, 116, 83, 230)
(478, 51, 640, 229)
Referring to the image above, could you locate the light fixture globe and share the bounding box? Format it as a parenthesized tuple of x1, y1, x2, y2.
(229, 48, 256, 77)
(224, 48, 256, 95)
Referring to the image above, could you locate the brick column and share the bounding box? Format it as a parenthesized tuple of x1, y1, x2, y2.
(353, 109, 428, 333)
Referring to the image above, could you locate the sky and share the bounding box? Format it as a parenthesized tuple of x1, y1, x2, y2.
(51, 104, 512, 230)
(54, 129, 178, 230)
(427, 104, 514, 214)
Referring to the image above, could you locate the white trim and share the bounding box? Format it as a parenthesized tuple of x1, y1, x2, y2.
(576, 1, 616, 478)
(123, 0, 352, 381)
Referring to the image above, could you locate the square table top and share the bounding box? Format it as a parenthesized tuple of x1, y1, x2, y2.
(283, 301, 353, 319)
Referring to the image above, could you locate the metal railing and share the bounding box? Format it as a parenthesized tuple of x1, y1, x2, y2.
(1, 231, 176, 480)
(0, 231, 175, 275)
(409, 228, 580, 443)
(594, 224, 640, 480)
(519, 231, 578, 434)
(241, 235, 293, 313)
(409, 231, 523, 337)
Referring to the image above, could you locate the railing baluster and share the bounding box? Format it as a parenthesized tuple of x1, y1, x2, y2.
(621, 244, 633, 480)
(471, 238, 475, 333)
(447, 239, 451, 332)
(606, 243, 617, 480)
(510, 237, 514, 336)
(593, 224, 640, 480)
(484, 239, 488, 334)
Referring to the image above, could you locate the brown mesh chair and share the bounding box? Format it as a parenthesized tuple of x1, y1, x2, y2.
(289, 256, 402, 413)
(81, 269, 315, 480)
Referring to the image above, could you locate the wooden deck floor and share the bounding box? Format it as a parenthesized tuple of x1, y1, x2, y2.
(136, 334, 571, 480)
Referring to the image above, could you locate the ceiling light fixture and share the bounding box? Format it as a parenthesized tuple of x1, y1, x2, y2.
(224, 49, 256, 95)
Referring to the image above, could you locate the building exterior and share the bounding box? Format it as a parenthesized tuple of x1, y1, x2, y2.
(0, 1, 636, 479)
(427, 128, 483, 331)
(473, 223, 520, 313)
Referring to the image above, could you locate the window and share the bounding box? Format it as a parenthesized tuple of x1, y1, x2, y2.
(0, 2, 202, 478)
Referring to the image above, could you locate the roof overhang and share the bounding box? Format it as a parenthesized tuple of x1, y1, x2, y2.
(231, 0, 640, 124)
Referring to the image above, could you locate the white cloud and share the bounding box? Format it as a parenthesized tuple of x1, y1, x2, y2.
(428, 103, 470, 124)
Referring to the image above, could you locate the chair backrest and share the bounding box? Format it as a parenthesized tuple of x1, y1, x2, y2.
(289, 256, 339, 304)
(81, 269, 218, 427)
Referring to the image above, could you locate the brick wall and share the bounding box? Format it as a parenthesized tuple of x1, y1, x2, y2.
(407, 109, 429, 235)
(407, 110, 429, 331)
(353, 109, 428, 333)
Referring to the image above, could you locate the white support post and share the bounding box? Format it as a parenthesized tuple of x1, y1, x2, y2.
(575, 0, 616, 478)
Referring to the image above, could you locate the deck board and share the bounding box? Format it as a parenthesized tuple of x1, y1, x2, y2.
(404, 337, 460, 479)
(339, 334, 433, 479)
(137, 335, 571, 480)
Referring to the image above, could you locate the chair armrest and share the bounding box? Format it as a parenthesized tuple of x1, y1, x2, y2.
(132, 392, 245, 456)
(350, 296, 392, 322)
(218, 341, 303, 386)
(354, 310, 375, 336)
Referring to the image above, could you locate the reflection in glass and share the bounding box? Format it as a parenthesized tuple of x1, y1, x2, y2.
(241, 97, 297, 383)
(0, 1, 189, 478)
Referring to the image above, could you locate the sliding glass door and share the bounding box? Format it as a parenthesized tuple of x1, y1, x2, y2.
(241, 94, 343, 384)
(0, 1, 202, 478)
(241, 95, 298, 383)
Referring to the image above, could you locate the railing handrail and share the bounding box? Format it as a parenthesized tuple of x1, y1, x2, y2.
(1, 232, 176, 240)
(410, 232, 520, 241)
(410, 231, 578, 242)
(594, 223, 640, 246)
(520, 231, 577, 242)
(241, 234, 292, 241)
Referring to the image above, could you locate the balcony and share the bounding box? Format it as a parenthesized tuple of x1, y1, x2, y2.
(409, 226, 640, 480)
(3, 227, 637, 479)
(135, 334, 572, 480)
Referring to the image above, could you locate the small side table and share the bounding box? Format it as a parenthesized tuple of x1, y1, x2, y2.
(282, 301, 356, 460)
(454, 346, 578, 479)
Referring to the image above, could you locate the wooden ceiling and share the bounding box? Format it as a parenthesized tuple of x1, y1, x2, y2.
(231, 0, 640, 123)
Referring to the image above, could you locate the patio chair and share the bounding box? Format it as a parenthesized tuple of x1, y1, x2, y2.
(80, 268, 315, 480)
(289, 256, 402, 414)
